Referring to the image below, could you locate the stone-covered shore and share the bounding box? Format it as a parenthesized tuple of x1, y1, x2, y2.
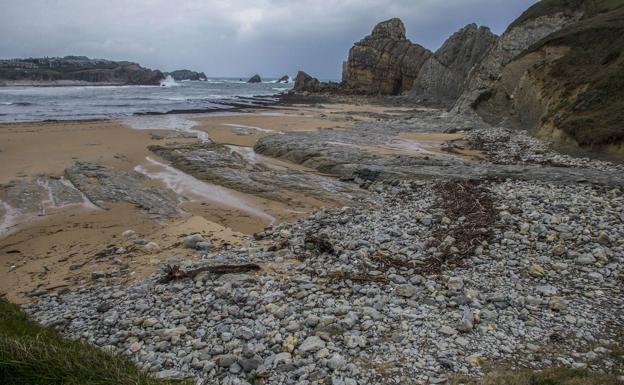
(21, 98, 624, 385)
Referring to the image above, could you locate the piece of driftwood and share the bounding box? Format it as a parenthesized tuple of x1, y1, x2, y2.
(159, 263, 261, 283)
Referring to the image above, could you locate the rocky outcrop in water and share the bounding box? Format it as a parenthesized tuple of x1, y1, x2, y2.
(292, 71, 344, 94)
(165, 69, 207, 81)
(276, 75, 290, 83)
(0, 56, 164, 86)
(409, 24, 497, 107)
(342, 18, 432, 95)
(247, 74, 262, 83)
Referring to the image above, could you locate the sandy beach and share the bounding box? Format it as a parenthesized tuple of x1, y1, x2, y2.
(0, 101, 476, 303)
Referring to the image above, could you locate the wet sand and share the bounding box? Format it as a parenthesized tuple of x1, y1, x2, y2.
(194, 111, 350, 147)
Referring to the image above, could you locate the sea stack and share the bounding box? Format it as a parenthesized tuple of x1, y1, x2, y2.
(341, 18, 432, 95)
(247, 74, 262, 83)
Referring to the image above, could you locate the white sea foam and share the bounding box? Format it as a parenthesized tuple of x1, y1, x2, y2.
(58, 177, 100, 210)
(134, 157, 275, 224)
(122, 115, 209, 141)
(221, 123, 279, 133)
(0, 201, 20, 238)
(226, 145, 260, 164)
(160, 75, 180, 87)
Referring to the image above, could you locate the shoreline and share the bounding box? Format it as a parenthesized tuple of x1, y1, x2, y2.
(1, 94, 623, 384)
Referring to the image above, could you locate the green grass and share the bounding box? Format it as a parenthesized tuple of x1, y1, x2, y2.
(509, 0, 624, 30)
(0, 298, 190, 385)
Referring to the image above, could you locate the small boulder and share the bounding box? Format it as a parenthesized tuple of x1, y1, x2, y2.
(298, 336, 326, 353)
(91, 271, 106, 280)
(183, 234, 204, 249)
(144, 242, 160, 252)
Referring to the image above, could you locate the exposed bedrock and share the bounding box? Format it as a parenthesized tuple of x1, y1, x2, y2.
(148, 142, 365, 204)
(409, 24, 497, 107)
(64, 161, 181, 218)
(253, 118, 624, 187)
(451, 2, 584, 117)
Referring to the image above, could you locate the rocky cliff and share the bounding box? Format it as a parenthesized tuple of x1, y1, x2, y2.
(453, 0, 624, 154)
(342, 18, 432, 95)
(0, 56, 164, 86)
(485, 6, 624, 150)
(409, 24, 497, 107)
(451, 1, 586, 116)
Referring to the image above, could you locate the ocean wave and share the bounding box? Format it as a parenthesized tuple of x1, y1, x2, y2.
(0, 102, 35, 106)
(159, 75, 180, 88)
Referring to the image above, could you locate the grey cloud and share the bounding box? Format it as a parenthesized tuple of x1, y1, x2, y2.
(0, 0, 538, 79)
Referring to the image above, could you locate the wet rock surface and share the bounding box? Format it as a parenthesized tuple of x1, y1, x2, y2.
(254, 109, 624, 187)
(65, 161, 181, 218)
(148, 142, 365, 205)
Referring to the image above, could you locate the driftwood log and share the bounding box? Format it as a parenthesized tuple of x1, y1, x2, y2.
(159, 263, 261, 283)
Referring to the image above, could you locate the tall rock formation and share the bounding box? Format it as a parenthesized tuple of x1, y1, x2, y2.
(410, 24, 497, 107)
(342, 18, 432, 95)
(451, 1, 585, 117)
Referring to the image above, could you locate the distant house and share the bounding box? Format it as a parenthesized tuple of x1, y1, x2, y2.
(0, 59, 38, 69)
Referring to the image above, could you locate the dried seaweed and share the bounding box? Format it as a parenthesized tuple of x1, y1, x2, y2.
(304, 233, 334, 254)
(370, 251, 412, 270)
(417, 179, 496, 274)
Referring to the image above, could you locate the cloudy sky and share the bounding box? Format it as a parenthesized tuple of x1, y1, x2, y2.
(1, 0, 538, 79)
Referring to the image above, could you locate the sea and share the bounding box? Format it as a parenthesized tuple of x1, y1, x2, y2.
(0, 77, 293, 122)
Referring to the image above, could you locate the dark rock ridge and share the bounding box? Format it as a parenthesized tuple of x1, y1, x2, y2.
(342, 18, 432, 95)
(0, 56, 164, 86)
(409, 24, 497, 107)
(292, 71, 344, 94)
(276, 75, 290, 83)
(164, 69, 207, 81)
(247, 74, 262, 83)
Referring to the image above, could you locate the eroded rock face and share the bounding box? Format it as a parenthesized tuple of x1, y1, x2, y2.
(410, 24, 497, 107)
(342, 18, 432, 95)
(451, 4, 583, 117)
